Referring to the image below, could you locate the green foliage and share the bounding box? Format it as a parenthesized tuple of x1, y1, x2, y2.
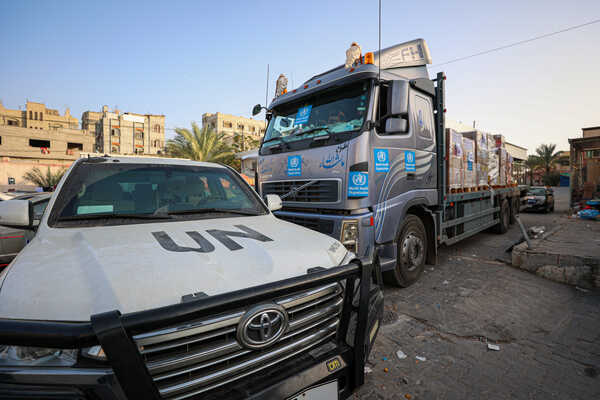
(166, 123, 233, 163)
(23, 167, 66, 188)
(542, 172, 560, 187)
(525, 155, 541, 185)
(535, 143, 561, 175)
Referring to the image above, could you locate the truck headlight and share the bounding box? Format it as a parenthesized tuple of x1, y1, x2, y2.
(0, 345, 77, 366)
(341, 220, 358, 253)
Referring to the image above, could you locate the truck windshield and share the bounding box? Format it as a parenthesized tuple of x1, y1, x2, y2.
(48, 162, 266, 227)
(262, 81, 369, 149)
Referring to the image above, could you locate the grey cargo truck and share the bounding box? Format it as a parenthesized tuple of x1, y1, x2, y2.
(255, 38, 520, 287)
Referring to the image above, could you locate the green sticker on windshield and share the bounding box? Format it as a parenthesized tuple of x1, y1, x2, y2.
(77, 205, 114, 215)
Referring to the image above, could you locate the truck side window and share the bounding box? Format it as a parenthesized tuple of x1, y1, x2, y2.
(414, 95, 433, 140)
(376, 83, 389, 134)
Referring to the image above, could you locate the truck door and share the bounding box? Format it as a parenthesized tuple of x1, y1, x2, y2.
(411, 92, 436, 190)
(371, 83, 417, 199)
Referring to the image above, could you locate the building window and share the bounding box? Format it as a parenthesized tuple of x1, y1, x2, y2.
(34, 112, 38, 120)
(223, 121, 232, 128)
(153, 124, 161, 133)
(29, 111, 33, 120)
(111, 128, 120, 136)
(40, 112, 43, 121)
(0, 137, 2, 145)
(29, 139, 51, 148)
(251, 126, 256, 132)
(7, 120, 18, 126)
(111, 146, 119, 153)
(67, 142, 83, 151)
(238, 124, 244, 131)
(135, 131, 144, 140)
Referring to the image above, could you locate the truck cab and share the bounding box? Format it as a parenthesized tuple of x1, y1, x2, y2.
(258, 39, 439, 286)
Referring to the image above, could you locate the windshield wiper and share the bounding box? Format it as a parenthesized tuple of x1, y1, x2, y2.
(262, 136, 290, 148)
(292, 126, 331, 137)
(167, 208, 261, 216)
(57, 213, 174, 221)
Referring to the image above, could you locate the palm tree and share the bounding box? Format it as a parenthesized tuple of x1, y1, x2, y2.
(524, 155, 541, 185)
(166, 122, 233, 163)
(23, 167, 66, 188)
(535, 144, 561, 177)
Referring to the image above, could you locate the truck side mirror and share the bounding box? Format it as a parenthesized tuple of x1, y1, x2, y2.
(384, 80, 409, 134)
(252, 104, 262, 116)
(265, 194, 282, 211)
(385, 118, 408, 133)
(389, 80, 409, 116)
(0, 200, 33, 229)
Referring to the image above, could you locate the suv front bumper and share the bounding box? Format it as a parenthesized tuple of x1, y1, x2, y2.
(0, 262, 383, 400)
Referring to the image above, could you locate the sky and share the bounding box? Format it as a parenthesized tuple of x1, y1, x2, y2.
(1, 0, 599, 153)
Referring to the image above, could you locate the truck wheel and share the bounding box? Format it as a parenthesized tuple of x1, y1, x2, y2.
(384, 215, 427, 287)
(494, 199, 510, 234)
(509, 197, 519, 225)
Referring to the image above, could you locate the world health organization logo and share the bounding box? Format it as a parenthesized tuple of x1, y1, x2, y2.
(406, 152, 414, 163)
(377, 150, 387, 163)
(290, 157, 299, 168)
(352, 172, 367, 186)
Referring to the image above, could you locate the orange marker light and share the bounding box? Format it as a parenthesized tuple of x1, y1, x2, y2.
(282, 88, 287, 94)
(364, 52, 374, 64)
(349, 67, 355, 72)
(369, 216, 374, 226)
(304, 84, 308, 89)
(316, 80, 321, 84)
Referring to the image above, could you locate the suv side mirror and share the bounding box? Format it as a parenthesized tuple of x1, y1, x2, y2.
(265, 194, 282, 211)
(0, 200, 33, 229)
(384, 80, 409, 134)
(252, 104, 262, 116)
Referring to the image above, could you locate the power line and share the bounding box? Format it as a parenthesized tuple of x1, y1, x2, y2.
(432, 18, 600, 67)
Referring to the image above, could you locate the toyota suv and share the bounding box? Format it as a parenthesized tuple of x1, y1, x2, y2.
(0, 156, 383, 400)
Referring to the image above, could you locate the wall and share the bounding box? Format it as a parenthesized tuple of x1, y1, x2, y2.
(582, 127, 600, 138)
(0, 125, 94, 185)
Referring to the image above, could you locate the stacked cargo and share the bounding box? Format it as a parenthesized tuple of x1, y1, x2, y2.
(446, 129, 463, 190)
(491, 134, 510, 186)
(463, 130, 489, 188)
(446, 129, 514, 190)
(462, 137, 476, 190)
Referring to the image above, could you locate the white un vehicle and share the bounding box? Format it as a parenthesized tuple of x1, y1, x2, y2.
(0, 156, 383, 400)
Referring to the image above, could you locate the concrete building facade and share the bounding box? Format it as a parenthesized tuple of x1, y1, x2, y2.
(201, 112, 266, 146)
(82, 106, 165, 155)
(0, 101, 78, 131)
(0, 101, 94, 187)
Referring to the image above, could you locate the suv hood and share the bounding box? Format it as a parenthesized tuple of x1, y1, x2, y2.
(0, 215, 349, 321)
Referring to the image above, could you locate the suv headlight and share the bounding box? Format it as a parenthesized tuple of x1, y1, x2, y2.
(341, 220, 358, 253)
(0, 345, 77, 366)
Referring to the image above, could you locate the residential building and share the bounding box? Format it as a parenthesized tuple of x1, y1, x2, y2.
(82, 106, 165, 155)
(0, 101, 94, 188)
(0, 100, 78, 130)
(505, 142, 528, 184)
(201, 112, 266, 148)
(569, 126, 600, 204)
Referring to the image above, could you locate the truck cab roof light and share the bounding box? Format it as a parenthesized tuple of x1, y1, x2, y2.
(364, 52, 374, 65)
(316, 80, 321, 84)
(304, 84, 309, 89)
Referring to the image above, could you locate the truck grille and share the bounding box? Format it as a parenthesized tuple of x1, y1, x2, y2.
(262, 180, 339, 203)
(133, 283, 343, 399)
(276, 214, 335, 235)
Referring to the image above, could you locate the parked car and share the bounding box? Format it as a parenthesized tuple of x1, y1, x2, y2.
(523, 186, 555, 212)
(0, 156, 383, 399)
(0, 193, 51, 268)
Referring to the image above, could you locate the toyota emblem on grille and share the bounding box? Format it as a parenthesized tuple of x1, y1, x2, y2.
(237, 304, 288, 349)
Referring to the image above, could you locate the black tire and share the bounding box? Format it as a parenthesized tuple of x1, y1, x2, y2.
(509, 197, 519, 225)
(383, 215, 427, 287)
(494, 199, 510, 234)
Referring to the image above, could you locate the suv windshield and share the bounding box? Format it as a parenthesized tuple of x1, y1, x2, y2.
(262, 81, 369, 149)
(48, 162, 266, 227)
